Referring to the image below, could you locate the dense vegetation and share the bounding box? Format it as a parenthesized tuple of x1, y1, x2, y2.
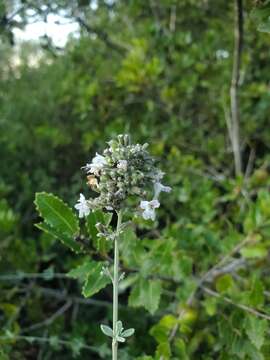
(1, 0, 270, 359)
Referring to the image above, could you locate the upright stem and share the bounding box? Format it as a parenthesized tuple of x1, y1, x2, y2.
(112, 210, 122, 360)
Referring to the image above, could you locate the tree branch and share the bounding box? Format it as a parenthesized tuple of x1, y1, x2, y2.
(76, 16, 127, 54)
(228, 0, 244, 176)
(202, 286, 270, 321)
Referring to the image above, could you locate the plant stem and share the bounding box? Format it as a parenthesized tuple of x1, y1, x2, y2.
(112, 210, 122, 360)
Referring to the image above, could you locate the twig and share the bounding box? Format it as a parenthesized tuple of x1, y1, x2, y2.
(244, 147, 256, 181)
(76, 16, 127, 54)
(0, 334, 97, 353)
(0, 272, 67, 281)
(22, 300, 72, 333)
(200, 235, 253, 284)
(169, 4, 176, 32)
(202, 286, 270, 321)
(36, 286, 121, 308)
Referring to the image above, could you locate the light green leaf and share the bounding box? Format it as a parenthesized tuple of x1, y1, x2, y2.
(116, 320, 123, 335)
(35, 192, 79, 235)
(68, 260, 98, 280)
(116, 336, 125, 343)
(150, 315, 178, 343)
(68, 260, 110, 297)
(100, 324, 113, 338)
(203, 297, 217, 316)
(142, 279, 162, 314)
(82, 262, 110, 297)
(245, 316, 267, 350)
(156, 341, 171, 359)
(70, 338, 84, 356)
(248, 278, 264, 307)
(174, 338, 189, 360)
(216, 274, 234, 293)
(121, 328, 135, 338)
(35, 222, 82, 253)
(240, 245, 267, 259)
(129, 278, 162, 314)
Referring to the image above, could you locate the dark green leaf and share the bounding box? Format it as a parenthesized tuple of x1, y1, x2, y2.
(35, 192, 79, 237)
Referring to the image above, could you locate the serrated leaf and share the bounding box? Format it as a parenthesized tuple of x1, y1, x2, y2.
(121, 328, 135, 337)
(245, 316, 267, 350)
(68, 260, 110, 297)
(82, 262, 110, 297)
(100, 324, 113, 337)
(129, 278, 162, 314)
(143, 279, 162, 314)
(68, 260, 98, 280)
(35, 222, 82, 253)
(35, 192, 80, 251)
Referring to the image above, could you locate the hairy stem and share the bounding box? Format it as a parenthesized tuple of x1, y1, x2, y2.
(112, 210, 122, 360)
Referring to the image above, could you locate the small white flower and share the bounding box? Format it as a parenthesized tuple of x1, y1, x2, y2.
(154, 182, 172, 199)
(74, 193, 91, 218)
(117, 160, 128, 171)
(154, 170, 165, 182)
(140, 199, 160, 221)
(84, 153, 106, 175)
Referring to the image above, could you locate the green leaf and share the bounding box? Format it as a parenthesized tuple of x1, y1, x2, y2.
(245, 316, 267, 350)
(100, 324, 113, 338)
(150, 315, 178, 343)
(156, 341, 171, 359)
(86, 210, 112, 253)
(35, 192, 80, 251)
(68, 260, 110, 297)
(70, 338, 84, 356)
(248, 278, 264, 307)
(35, 222, 82, 253)
(203, 297, 217, 316)
(68, 260, 98, 280)
(216, 274, 234, 293)
(240, 245, 267, 259)
(121, 328, 135, 338)
(82, 262, 110, 297)
(116, 336, 125, 343)
(116, 320, 123, 335)
(174, 338, 189, 360)
(129, 278, 162, 314)
(251, 4, 270, 33)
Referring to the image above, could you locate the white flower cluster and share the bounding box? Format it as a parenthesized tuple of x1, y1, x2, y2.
(74, 134, 171, 220)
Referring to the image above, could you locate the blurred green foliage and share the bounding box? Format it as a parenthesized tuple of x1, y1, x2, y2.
(1, 0, 270, 359)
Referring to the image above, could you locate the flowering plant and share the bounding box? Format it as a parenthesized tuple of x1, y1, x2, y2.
(75, 134, 171, 219)
(35, 134, 170, 359)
